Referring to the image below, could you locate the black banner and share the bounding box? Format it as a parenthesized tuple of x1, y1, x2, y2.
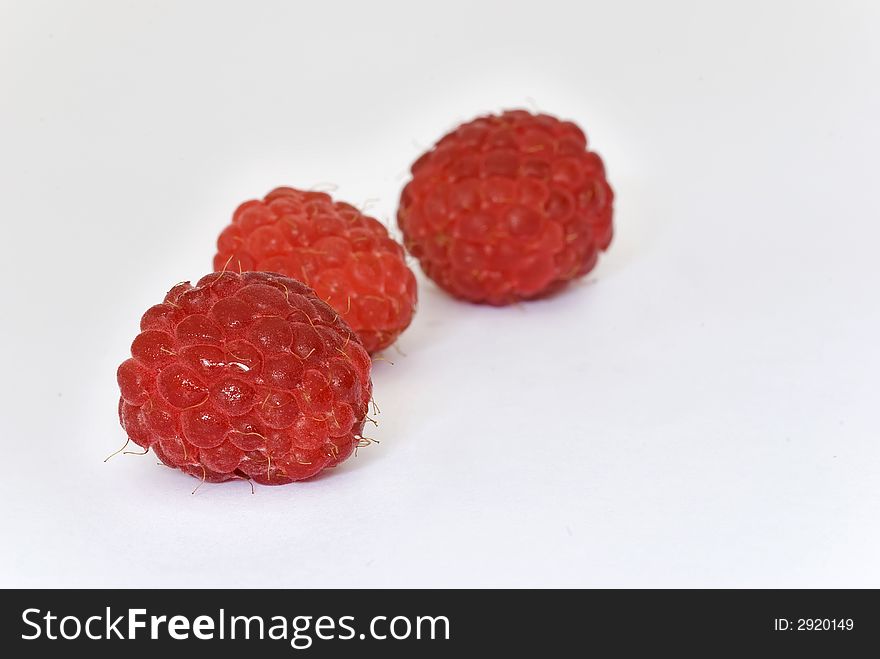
(1, 589, 876, 655)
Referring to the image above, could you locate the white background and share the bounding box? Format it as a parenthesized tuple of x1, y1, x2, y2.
(1, 0, 878, 588)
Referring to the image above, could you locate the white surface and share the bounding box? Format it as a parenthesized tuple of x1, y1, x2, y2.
(1, 0, 879, 588)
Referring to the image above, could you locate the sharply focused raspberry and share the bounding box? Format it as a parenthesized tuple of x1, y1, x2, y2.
(398, 110, 614, 305)
(213, 187, 417, 354)
(116, 271, 373, 486)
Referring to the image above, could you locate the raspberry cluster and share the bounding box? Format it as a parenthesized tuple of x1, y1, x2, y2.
(117, 108, 615, 488)
(214, 187, 417, 354)
(116, 271, 372, 485)
(398, 110, 614, 305)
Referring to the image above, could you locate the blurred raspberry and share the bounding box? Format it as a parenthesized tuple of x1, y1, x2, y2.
(213, 187, 417, 353)
(398, 110, 614, 305)
(116, 271, 373, 486)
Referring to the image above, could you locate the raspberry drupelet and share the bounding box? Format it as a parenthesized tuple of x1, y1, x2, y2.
(213, 187, 417, 354)
(116, 271, 373, 486)
(398, 110, 614, 305)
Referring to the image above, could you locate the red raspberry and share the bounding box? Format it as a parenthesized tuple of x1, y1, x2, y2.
(213, 187, 417, 354)
(398, 110, 614, 305)
(116, 271, 373, 486)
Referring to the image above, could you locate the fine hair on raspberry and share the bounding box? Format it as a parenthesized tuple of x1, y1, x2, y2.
(398, 109, 614, 305)
(116, 270, 373, 486)
(214, 187, 417, 354)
